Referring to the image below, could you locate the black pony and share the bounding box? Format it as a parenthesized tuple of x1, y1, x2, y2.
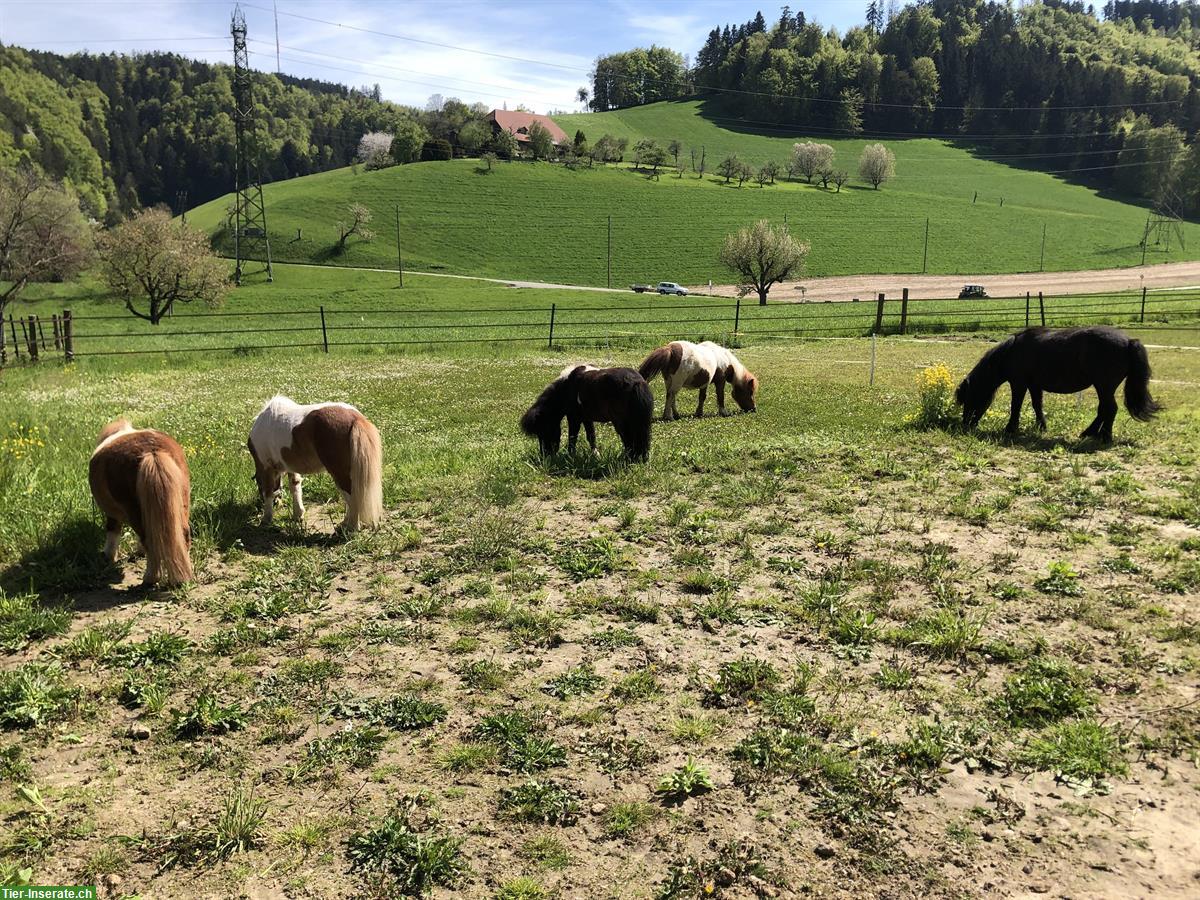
(956, 326, 1160, 442)
(521, 365, 653, 461)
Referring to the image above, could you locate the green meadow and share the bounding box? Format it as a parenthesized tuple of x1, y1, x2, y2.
(186, 101, 1200, 287)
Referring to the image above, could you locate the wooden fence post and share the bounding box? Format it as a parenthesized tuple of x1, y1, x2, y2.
(52, 314, 62, 350)
(26, 317, 38, 361)
(1025, 292, 1030, 328)
(899, 288, 909, 335)
(63, 310, 74, 362)
(37, 316, 47, 351)
(547, 304, 556, 349)
(8, 316, 20, 361)
(0, 314, 6, 366)
(1140, 286, 1147, 323)
(319, 306, 329, 353)
(1038, 291, 1045, 326)
(874, 292, 886, 334)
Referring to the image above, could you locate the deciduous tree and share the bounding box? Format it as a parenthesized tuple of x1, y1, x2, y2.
(858, 143, 896, 188)
(99, 208, 227, 325)
(719, 219, 810, 305)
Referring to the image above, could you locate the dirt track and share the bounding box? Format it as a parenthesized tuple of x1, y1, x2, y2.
(696, 260, 1200, 302)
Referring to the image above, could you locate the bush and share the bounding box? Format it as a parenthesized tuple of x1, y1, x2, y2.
(420, 139, 453, 162)
(910, 363, 957, 429)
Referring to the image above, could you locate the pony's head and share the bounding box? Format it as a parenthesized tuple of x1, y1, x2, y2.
(955, 376, 988, 428)
(731, 369, 758, 413)
(521, 374, 575, 456)
(95, 418, 135, 448)
(246, 436, 281, 501)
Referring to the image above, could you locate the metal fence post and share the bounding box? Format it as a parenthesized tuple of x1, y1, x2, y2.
(1140, 286, 1147, 323)
(874, 293, 885, 334)
(63, 310, 73, 362)
(1038, 291, 1045, 326)
(899, 288, 909, 335)
(548, 303, 556, 349)
(733, 295, 741, 337)
(319, 306, 329, 353)
(1025, 292, 1030, 328)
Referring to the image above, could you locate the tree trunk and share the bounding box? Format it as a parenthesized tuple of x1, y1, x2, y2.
(758, 289, 768, 305)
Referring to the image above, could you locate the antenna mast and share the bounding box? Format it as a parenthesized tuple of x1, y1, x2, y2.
(231, 4, 273, 284)
(273, 1, 281, 73)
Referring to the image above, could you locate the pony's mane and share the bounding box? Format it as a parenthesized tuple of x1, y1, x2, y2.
(957, 334, 1016, 408)
(95, 418, 135, 449)
(520, 376, 573, 435)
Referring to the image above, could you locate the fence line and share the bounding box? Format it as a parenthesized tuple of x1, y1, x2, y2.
(4, 287, 1200, 366)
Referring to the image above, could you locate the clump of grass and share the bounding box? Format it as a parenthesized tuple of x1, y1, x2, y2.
(612, 667, 661, 702)
(554, 535, 621, 581)
(346, 801, 467, 893)
(0, 664, 77, 729)
(579, 734, 658, 774)
(994, 658, 1094, 727)
(110, 632, 190, 669)
(370, 695, 449, 730)
(657, 839, 775, 899)
(896, 606, 986, 659)
(605, 801, 657, 839)
(1036, 561, 1083, 597)
(520, 835, 570, 870)
(655, 758, 714, 801)
(457, 659, 510, 691)
(670, 711, 723, 745)
(892, 720, 953, 772)
(142, 785, 267, 870)
(704, 656, 780, 706)
(498, 780, 579, 825)
(56, 621, 131, 664)
(118, 671, 170, 713)
(587, 626, 641, 649)
(874, 659, 916, 690)
(1020, 720, 1127, 784)
(440, 742, 498, 774)
(171, 691, 247, 739)
(471, 712, 566, 773)
(495, 877, 548, 900)
(0, 590, 70, 651)
(294, 728, 388, 781)
(541, 664, 604, 700)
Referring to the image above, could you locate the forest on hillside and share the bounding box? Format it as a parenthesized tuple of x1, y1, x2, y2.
(0, 47, 466, 221)
(589, 0, 1200, 212)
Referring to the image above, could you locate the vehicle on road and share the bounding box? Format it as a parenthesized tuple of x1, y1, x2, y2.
(630, 284, 652, 293)
(657, 282, 689, 295)
(959, 284, 988, 299)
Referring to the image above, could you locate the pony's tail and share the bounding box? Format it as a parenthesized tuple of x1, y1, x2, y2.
(624, 380, 654, 462)
(1124, 339, 1161, 422)
(136, 451, 193, 586)
(638, 346, 671, 381)
(347, 417, 384, 530)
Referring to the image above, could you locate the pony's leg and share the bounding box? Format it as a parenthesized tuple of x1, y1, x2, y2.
(715, 377, 730, 416)
(663, 390, 677, 421)
(584, 420, 598, 454)
(288, 473, 305, 522)
(1097, 389, 1118, 443)
(141, 543, 160, 586)
(1080, 392, 1104, 439)
(260, 471, 280, 526)
(340, 490, 355, 532)
(567, 417, 580, 453)
(1029, 388, 1047, 431)
(103, 518, 122, 563)
(1005, 384, 1026, 434)
(694, 385, 708, 418)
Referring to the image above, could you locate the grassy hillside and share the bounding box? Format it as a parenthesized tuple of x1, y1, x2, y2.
(187, 101, 1200, 287)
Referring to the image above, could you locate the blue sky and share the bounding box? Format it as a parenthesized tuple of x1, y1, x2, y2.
(0, 0, 867, 111)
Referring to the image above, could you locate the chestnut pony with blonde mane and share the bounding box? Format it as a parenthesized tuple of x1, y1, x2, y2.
(247, 396, 383, 532)
(89, 419, 193, 586)
(639, 339, 758, 420)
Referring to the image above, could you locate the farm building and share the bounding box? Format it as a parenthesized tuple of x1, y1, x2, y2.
(487, 109, 569, 146)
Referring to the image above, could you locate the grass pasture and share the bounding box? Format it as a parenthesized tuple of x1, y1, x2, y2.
(1, 333, 1198, 897)
(185, 101, 1200, 288)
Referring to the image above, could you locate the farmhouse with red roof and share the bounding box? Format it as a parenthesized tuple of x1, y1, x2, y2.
(487, 109, 569, 146)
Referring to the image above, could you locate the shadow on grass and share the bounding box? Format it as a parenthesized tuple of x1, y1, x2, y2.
(0, 517, 113, 599)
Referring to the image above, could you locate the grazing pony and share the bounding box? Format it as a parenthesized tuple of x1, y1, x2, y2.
(248, 396, 383, 532)
(520, 365, 653, 461)
(89, 420, 193, 586)
(639, 340, 758, 420)
(956, 326, 1160, 442)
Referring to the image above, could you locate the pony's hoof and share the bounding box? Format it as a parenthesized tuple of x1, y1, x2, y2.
(719, 409, 732, 418)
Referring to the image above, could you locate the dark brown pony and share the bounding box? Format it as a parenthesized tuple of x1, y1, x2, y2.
(520, 365, 653, 461)
(956, 326, 1160, 442)
(89, 420, 193, 586)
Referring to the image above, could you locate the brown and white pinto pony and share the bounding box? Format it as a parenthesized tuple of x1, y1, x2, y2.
(89, 420, 193, 586)
(247, 396, 383, 532)
(639, 340, 757, 420)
